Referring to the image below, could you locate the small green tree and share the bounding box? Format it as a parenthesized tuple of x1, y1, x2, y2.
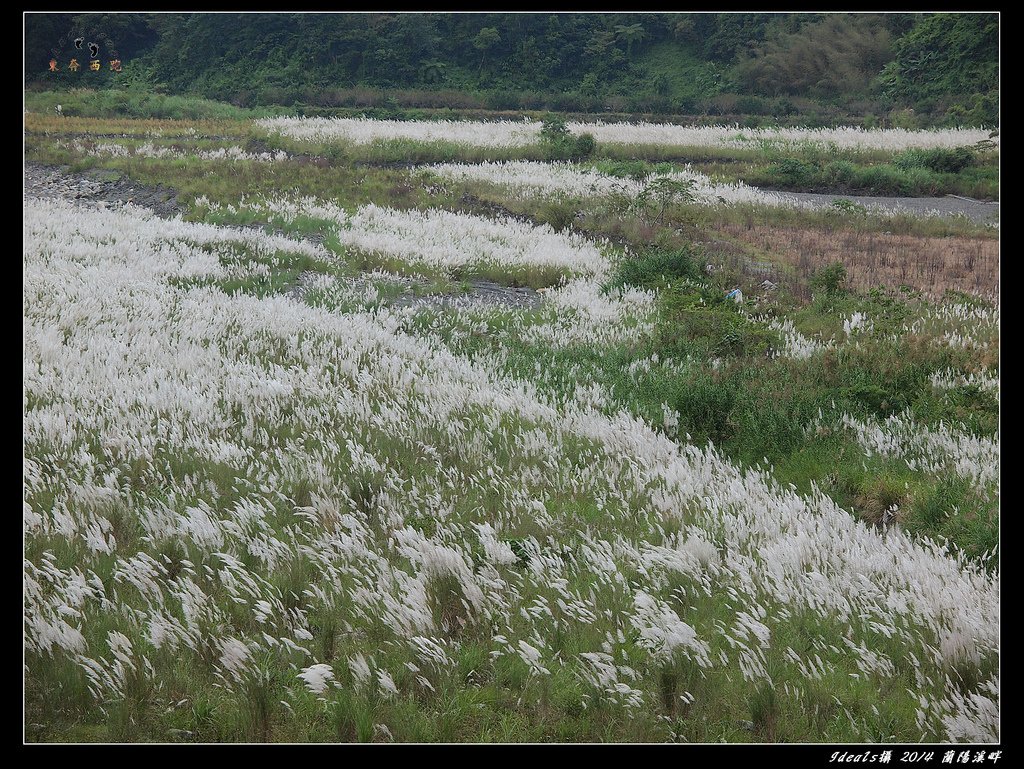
(473, 26, 501, 79)
(419, 60, 447, 85)
(810, 262, 848, 297)
(673, 18, 697, 42)
(635, 176, 698, 224)
(540, 115, 570, 143)
(614, 23, 646, 56)
(539, 116, 596, 161)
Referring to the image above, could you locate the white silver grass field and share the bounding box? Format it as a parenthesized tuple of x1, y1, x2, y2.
(24, 197, 998, 741)
(257, 116, 995, 152)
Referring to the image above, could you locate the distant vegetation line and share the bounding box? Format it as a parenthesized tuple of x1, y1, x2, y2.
(25, 12, 997, 127)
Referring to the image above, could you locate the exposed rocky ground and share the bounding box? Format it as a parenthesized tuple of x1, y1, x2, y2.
(24, 161, 186, 217)
(395, 278, 542, 310)
(287, 271, 543, 310)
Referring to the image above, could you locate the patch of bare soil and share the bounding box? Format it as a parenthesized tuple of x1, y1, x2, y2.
(715, 223, 998, 299)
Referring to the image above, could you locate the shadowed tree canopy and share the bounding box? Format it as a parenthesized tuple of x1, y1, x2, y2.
(24, 12, 998, 125)
(736, 14, 893, 98)
(878, 13, 998, 101)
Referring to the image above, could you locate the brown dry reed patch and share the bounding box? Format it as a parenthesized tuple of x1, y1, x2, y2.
(24, 113, 249, 138)
(715, 223, 998, 300)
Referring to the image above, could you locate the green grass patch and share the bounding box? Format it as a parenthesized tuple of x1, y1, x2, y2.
(26, 89, 289, 121)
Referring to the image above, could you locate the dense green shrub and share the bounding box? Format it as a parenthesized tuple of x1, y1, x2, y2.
(849, 164, 913, 195)
(667, 371, 737, 445)
(609, 246, 704, 290)
(809, 263, 848, 297)
(769, 157, 818, 186)
(539, 116, 597, 161)
(893, 147, 975, 174)
(823, 159, 856, 185)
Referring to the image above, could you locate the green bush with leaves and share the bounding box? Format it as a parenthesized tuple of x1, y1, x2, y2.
(810, 263, 848, 297)
(634, 176, 698, 224)
(893, 147, 975, 174)
(608, 245, 704, 290)
(829, 198, 868, 217)
(768, 157, 818, 187)
(824, 159, 856, 186)
(539, 116, 597, 161)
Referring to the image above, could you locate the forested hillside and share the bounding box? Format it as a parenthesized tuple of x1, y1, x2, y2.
(26, 12, 998, 127)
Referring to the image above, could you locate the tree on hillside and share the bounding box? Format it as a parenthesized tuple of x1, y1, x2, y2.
(614, 23, 646, 56)
(473, 26, 501, 79)
(420, 60, 447, 85)
(736, 14, 892, 99)
(585, 28, 617, 58)
(24, 13, 75, 79)
(878, 13, 998, 101)
(672, 17, 697, 43)
(699, 13, 777, 61)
